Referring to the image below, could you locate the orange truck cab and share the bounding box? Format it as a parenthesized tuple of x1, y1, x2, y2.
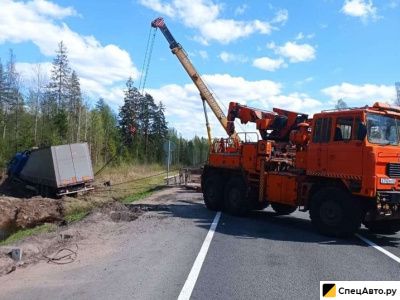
(306, 103, 400, 227)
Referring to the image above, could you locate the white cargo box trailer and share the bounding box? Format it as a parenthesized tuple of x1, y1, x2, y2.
(19, 143, 94, 196)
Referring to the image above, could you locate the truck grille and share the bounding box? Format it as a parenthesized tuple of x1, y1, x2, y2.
(377, 191, 400, 204)
(387, 163, 400, 178)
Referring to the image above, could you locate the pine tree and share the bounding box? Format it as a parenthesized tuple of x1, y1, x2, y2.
(151, 101, 168, 139)
(95, 98, 119, 164)
(0, 59, 7, 143)
(46, 41, 72, 144)
(119, 77, 141, 144)
(53, 109, 68, 143)
(68, 70, 82, 142)
(5, 50, 23, 152)
(140, 93, 157, 155)
(0, 59, 6, 106)
(48, 41, 71, 112)
(150, 101, 168, 162)
(335, 99, 348, 110)
(32, 64, 46, 145)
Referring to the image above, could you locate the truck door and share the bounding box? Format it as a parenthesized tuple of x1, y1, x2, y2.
(327, 116, 363, 178)
(307, 117, 332, 174)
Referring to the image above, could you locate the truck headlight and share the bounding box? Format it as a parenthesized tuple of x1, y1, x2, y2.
(380, 178, 396, 184)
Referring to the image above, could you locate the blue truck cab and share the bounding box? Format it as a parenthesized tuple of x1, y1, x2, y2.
(7, 151, 30, 177)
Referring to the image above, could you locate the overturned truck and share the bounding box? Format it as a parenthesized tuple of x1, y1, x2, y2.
(7, 143, 94, 197)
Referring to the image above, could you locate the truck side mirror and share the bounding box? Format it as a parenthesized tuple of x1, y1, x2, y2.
(357, 123, 367, 140)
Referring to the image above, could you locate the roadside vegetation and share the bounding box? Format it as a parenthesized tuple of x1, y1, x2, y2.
(0, 41, 208, 244)
(0, 224, 57, 246)
(0, 42, 209, 170)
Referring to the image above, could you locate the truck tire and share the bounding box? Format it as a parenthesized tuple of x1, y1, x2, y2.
(253, 202, 269, 210)
(363, 220, 400, 235)
(271, 203, 297, 215)
(310, 187, 361, 237)
(203, 175, 223, 211)
(224, 177, 249, 216)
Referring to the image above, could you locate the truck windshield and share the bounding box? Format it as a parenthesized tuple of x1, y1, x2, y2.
(366, 113, 400, 145)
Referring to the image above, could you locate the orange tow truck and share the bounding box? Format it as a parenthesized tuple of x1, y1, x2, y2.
(153, 17, 400, 236)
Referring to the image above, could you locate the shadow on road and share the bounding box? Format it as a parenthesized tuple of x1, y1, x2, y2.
(129, 190, 400, 248)
(217, 211, 400, 248)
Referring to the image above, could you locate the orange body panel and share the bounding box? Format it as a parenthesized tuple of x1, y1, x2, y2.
(295, 151, 307, 169)
(241, 144, 258, 171)
(208, 153, 241, 169)
(266, 173, 298, 206)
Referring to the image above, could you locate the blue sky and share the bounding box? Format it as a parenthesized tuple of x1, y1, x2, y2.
(0, 0, 399, 137)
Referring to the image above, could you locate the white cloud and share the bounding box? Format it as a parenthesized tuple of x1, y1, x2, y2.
(271, 41, 316, 63)
(295, 32, 315, 40)
(15, 62, 52, 83)
(219, 51, 248, 63)
(341, 0, 378, 21)
(234, 4, 247, 16)
(321, 83, 396, 106)
(0, 0, 138, 106)
(140, 0, 175, 17)
(198, 50, 209, 59)
(295, 76, 314, 86)
(388, 0, 399, 9)
(264, 93, 322, 115)
(26, 0, 77, 19)
(139, 0, 287, 44)
(271, 9, 289, 25)
(145, 74, 322, 138)
(295, 32, 305, 40)
(252, 57, 286, 71)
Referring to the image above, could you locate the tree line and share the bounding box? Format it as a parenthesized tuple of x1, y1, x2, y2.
(0, 42, 208, 170)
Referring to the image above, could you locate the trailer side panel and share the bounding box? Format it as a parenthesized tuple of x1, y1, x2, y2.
(20, 148, 56, 187)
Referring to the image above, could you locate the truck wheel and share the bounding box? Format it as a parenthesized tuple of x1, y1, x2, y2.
(310, 187, 361, 237)
(363, 220, 400, 235)
(224, 177, 249, 216)
(271, 203, 297, 215)
(203, 175, 223, 211)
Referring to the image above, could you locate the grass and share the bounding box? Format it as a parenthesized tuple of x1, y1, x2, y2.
(95, 163, 165, 185)
(64, 209, 90, 223)
(0, 223, 57, 246)
(121, 187, 160, 204)
(63, 164, 175, 219)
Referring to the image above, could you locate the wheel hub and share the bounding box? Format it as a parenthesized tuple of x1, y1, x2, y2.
(229, 188, 241, 206)
(320, 200, 342, 226)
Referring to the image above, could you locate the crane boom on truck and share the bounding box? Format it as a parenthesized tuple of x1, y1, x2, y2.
(153, 17, 400, 237)
(151, 17, 236, 143)
(227, 102, 308, 141)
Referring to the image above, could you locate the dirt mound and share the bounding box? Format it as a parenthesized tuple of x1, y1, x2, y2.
(0, 197, 63, 235)
(0, 254, 15, 275)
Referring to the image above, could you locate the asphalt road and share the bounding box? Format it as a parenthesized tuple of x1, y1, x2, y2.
(1, 187, 399, 300)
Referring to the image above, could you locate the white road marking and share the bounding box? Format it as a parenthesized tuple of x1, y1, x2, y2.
(178, 211, 221, 300)
(355, 233, 400, 264)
